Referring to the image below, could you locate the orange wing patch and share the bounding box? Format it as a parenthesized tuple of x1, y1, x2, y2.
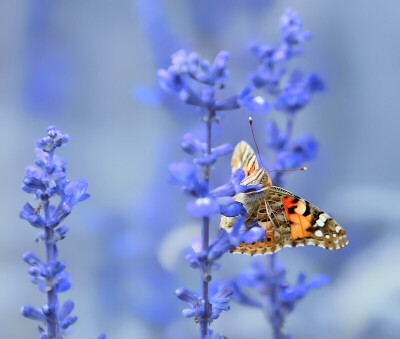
(281, 196, 313, 240)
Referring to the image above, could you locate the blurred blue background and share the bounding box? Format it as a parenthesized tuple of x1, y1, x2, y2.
(1, 0, 400, 338)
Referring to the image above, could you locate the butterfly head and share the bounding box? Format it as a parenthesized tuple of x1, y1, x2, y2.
(241, 167, 272, 189)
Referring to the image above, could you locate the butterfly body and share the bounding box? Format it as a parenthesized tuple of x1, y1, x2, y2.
(220, 141, 348, 255)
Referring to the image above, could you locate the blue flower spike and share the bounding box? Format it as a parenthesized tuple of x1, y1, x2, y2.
(227, 8, 331, 339)
(159, 44, 271, 337)
(20, 126, 91, 338)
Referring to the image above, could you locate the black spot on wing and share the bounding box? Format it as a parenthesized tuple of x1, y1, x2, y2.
(303, 202, 311, 216)
(288, 206, 296, 214)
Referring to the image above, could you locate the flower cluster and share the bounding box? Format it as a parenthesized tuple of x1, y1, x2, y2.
(20, 126, 90, 339)
(158, 49, 271, 120)
(233, 259, 329, 338)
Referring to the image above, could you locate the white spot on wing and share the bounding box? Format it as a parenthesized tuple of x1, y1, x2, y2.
(315, 230, 323, 237)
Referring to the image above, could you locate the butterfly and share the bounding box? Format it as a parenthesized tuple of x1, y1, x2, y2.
(220, 141, 348, 255)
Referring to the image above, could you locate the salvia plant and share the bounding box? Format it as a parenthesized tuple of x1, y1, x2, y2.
(160, 49, 267, 338)
(19, 126, 104, 339)
(159, 8, 331, 339)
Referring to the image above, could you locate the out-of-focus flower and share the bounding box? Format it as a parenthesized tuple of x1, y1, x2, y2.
(275, 82, 311, 113)
(233, 258, 329, 337)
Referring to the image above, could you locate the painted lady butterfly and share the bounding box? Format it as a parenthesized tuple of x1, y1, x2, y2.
(220, 141, 348, 255)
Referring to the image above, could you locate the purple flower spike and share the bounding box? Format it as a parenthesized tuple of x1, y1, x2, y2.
(20, 126, 89, 337)
(230, 11, 328, 338)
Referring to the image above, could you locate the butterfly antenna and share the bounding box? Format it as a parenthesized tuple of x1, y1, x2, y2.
(248, 117, 265, 168)
(269, 167, 307, 172)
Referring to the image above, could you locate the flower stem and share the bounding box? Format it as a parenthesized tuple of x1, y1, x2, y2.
(44, 223, 60, 338)
(200, 216, 210, 339)
(268, 114, 295, 338)
(269, 254, 283, 339)
(199, 113, 213, 339)
(274, 113, 295, 187)
(44, 149, 60, 339)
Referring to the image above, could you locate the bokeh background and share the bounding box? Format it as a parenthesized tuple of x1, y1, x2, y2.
(1, 0, 400, 338)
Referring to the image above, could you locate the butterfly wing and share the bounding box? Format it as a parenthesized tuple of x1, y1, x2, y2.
(231, 186, 348, 255)
(231, 141, 259, 177)
(221, 141, 268, 231)
(231, 192, 291, 255)
(265, 186, 348, 250)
